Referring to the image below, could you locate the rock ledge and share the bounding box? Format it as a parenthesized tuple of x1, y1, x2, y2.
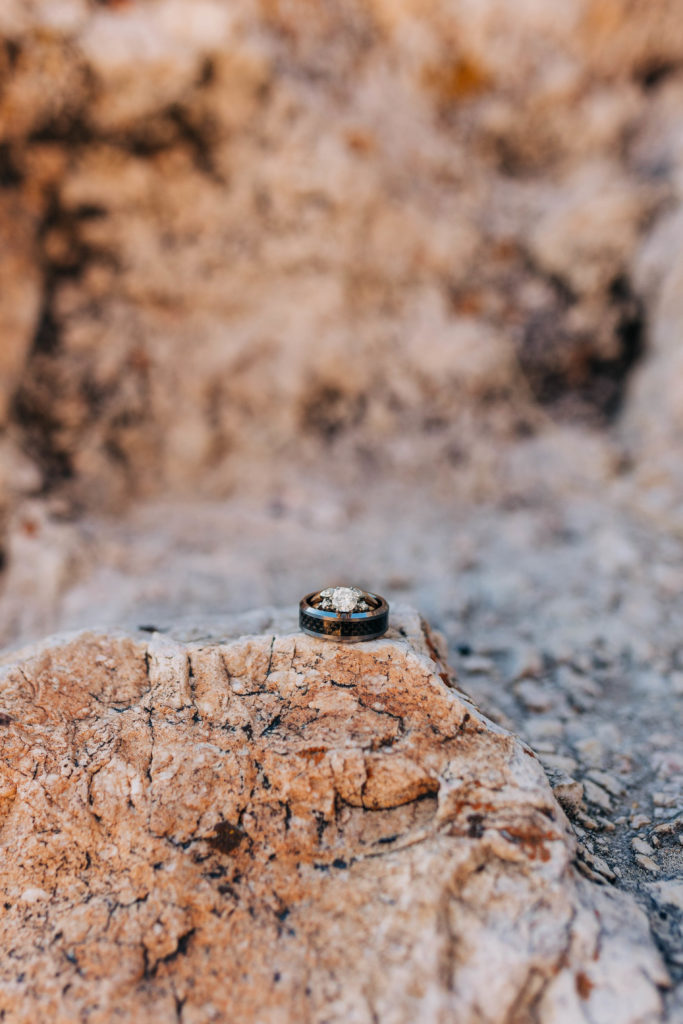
(0, 608, 667, 1023)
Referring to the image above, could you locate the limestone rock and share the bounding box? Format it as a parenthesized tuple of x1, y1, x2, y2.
(0, 608, 667, 1023)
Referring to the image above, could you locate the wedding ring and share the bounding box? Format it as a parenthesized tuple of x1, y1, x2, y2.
(299, 586, 389, 643)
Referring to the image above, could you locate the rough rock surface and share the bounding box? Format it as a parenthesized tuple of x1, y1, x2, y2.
(0, 609, 668, 1023)
(0, 0, 682, 518)
(1, 2, 683, 1021)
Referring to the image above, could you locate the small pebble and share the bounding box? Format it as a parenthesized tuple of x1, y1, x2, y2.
(652, 821, 676, 835)
(630, 813, 651, 829)
(650, 732, 675, 748)
(581, 850, 615, 881)
(552, 777, 584, 815)
(526, 718, 564, 741)
(631, 837, 654, 857)
(509, 645, 543, 681)
(574, 737, 604, 766)
(583, 779, 612, 812)
(515, 679, 557, 713)
(572, 674, 602, 698)
(634, 854, 660, 874)
(653, 792, 678, 808)
(576, 860, 606, 884)
(540, 753, 578, 773)
(646, 881, 683, 912)
(461, 656, 494, 674)
(586, 770, 624, 798)
(534, 742, 559, 754)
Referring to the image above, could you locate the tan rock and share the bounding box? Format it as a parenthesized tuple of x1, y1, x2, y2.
(550, 772, 585, 816)
(583, 778, 614, 813)
(0, 609, 668, 1023)
(635, 854, 661, 875)
(632, 837, 656, 857)
(0, 197, 41, 426)
(0, 0, 679, 522)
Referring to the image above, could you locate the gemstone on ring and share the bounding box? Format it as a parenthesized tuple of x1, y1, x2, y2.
(318, 586, 371, 613)
(299, 587, 389, 643)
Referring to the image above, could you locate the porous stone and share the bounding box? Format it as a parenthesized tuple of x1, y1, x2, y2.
(0, 609, 668, 1023)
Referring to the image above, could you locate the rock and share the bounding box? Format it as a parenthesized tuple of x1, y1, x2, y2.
(0, 609, 669, 1023)
(540, 753, 579, 774)
(632, 837, 656, 857)
(572, 737, 607, 768)
(653, 793, 679, 809)
(0, 500, 86, 643)
(0, 3, 683, 1015)
(573, 811, 599, 832)
(507, 645, 543, 682)
(627, 203, 683, 527)
(586, 770, 625, 798)
(648, 882, 683, 914)
(460, 654, 495, 675)
(542, 764, 584, 817)
(527, 163, 647, 300)
(0, 0, 680, 530)
(583, 778, 614, 813)
(653, 819, 683, 836)
(635, 855, 661, 875)
(577, 847, 617, 884)
(514, 678, 559, 713)
(552, 778, 586, 817)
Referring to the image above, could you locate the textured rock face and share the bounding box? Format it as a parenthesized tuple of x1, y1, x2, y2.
(0, 0, 681, 515)
(0, 609, 667, 1023)
(0, 4, 682, 1020)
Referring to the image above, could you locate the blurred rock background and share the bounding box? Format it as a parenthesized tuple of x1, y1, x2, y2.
(0, 0, 683, 1015)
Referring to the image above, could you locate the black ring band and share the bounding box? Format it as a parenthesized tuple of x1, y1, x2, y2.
(299, 590, 389, 643)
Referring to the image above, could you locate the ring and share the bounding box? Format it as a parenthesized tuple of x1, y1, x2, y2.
(299, 586, 389, 643)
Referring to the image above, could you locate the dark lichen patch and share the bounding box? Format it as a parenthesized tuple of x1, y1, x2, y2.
(206, 822, 247, 855)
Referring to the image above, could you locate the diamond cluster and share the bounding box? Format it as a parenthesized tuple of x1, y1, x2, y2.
(319, 586, 370, 613)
